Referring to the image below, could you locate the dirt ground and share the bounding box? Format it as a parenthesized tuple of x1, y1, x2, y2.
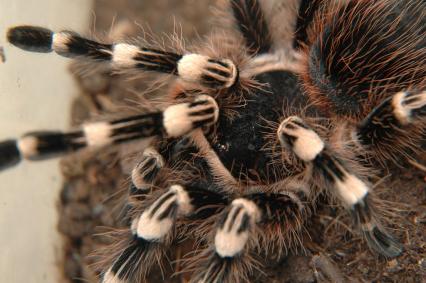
(58, 1, 426, 282)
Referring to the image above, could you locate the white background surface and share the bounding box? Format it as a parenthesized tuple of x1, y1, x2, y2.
(0, 1, 92, 282)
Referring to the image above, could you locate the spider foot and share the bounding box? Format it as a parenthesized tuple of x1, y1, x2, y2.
(363, 224, 403, 258)
(353, 198, 403, 258)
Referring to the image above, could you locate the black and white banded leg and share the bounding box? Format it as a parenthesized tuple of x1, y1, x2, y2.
(191, 192, 306, 283)
(0, 95, 218, 170)
(129, 146, 165, 196)
(117, 146, 166, 225)
(278, 116, 403, 258)
(190, 198, 261, 283)
(214, 198, 261, 259)
(103, 185, 227, 283)
(7, 26, 238, 89)
(355, 90, 426, 161)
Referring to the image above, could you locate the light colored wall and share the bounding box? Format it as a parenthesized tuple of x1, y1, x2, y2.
(0, 1, 92, 282)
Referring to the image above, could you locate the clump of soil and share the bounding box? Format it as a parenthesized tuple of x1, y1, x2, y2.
(58, 1, 426, 282)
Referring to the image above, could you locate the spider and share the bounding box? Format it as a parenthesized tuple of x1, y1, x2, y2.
(1, 0, 425, 282)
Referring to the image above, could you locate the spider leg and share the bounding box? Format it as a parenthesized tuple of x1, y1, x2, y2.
(7, 26, 238, 89)
(189, 198, 261, 283)
(190, 191, 306, 283)
(103, 184, 193, 282)
(293, 0, 322, 49)
(129, 146, 165, 196)
(0, 95, 218, 170)
(278, 116, 403, 258)
(103, 184, 227, 282)
(116, 146, 167, 224)
(213, 198, 260, 258)
(230, 0, 272, 55)
(354, 90, 426, 163)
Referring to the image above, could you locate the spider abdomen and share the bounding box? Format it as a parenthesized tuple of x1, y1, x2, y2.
(303, 0, 426, 118)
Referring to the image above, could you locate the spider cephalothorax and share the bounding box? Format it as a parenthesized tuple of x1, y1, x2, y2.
(1, 0, 425, 282)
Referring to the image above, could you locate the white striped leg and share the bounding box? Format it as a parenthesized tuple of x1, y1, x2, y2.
(214, 199, 261, 258)
(117, 147, 166, 224)
(103, 185, 227, 283)
(278, 116, 403, 258)
(0, 95, 218, 170)
(358, 90, 426, 135)
(190, 198, 262, 283)
(190, 191, 307, 283)
(7, 26, 238, 89)
(213, 192, 306, 257)
(120, 146, 165, 224)
(129, 147, 165, 196)
(355, 90, 426, 158)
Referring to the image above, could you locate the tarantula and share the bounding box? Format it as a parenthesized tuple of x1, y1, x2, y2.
(1, 0, 425, 282)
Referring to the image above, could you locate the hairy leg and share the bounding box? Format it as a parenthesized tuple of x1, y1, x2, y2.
(278, 116, 403, 257)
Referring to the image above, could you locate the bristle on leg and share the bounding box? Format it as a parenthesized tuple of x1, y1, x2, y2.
(278, 116, 368, 206)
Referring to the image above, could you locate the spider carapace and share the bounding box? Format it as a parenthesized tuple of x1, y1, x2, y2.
(1, 0, 425, 282)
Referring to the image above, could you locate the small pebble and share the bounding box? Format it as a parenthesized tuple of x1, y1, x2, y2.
(419, 258, 426, 269)
(386, 259, 401, 273)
